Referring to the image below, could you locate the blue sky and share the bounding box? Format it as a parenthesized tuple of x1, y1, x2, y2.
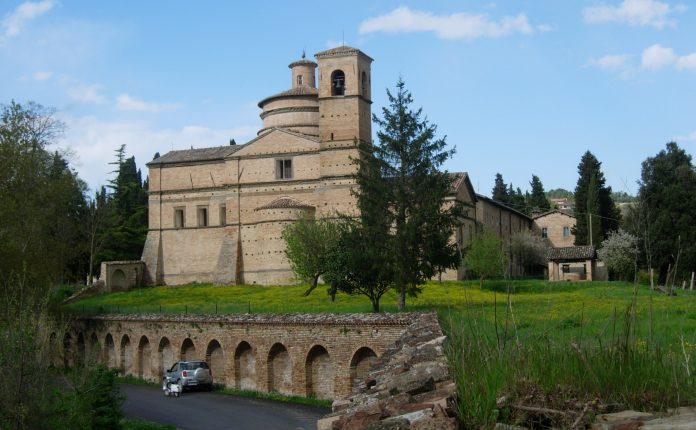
(1, 0, 694, 196)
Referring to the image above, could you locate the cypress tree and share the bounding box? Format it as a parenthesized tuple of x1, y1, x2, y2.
(528, 174, 551, 214)
(492, 173, 508, 203)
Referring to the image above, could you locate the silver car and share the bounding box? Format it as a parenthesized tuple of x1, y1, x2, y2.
(163, 360, 213, 395)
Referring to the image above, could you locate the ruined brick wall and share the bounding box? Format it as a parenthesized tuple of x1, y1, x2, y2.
(66, 313, 417, 400)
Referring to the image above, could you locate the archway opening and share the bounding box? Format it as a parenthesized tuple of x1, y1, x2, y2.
(267, 343, 292, 395)
(63, 333, 73, 368)
(181, 338, 196, 361)
(137, 336, 152, 380)
(105, 334, 116, 368)
(158, 337, 174, 378)
(350, 347, 377, 389)
(206, 340, 224, 385)
(112, 269, 127, 290)
(305, 345, 333, 399)
(234, 341, 255, 390)
(331, 70, 345, 96)
(89, 333, 100, 363)
(76, 332, 85, 366)
(120, 335, 133, 375)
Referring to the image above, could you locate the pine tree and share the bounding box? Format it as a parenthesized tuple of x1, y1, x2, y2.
(572, 151, 620, 245)
(492, 173, 508, 203)
(354, 78, 463, 311)
(528, 175, 551, 214)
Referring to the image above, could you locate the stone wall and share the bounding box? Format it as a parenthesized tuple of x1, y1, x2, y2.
(65, 313, 418, 400)
(319, 312, 458, 430)
(100, 261, 146, 292)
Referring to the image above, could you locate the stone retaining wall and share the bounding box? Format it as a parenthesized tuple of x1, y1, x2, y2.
(63, 313, 417, 399)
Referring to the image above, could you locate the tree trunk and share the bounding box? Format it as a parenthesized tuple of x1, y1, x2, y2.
(397, 281, 406, 311)
(302, 275, 319, 297)
(371, 297, 380, 313)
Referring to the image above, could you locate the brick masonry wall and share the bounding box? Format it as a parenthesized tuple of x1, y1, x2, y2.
(65, 313, 417, 400)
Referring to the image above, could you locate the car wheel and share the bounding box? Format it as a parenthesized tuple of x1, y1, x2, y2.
(163, 379, 171, 397)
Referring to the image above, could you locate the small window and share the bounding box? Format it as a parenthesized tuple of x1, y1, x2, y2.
(219, 204, 226, 226)
(361, 71, 367, 95)
(563, 226, 570, 237)
(331, 70, 345, 96)
(297, 75, 303, 86)
(541, 227, 548, 238)
(562, 264, 570, 273)
(276, 159, 293, 179)
(197, 206, 208, 227)
(174, 208, 185, 228)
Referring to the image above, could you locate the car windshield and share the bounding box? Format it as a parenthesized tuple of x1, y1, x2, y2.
(181, 362, 208, 370)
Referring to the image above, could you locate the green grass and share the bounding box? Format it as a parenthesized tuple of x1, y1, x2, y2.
(67, 279, 696, 428)
(120, 419, 177, 430)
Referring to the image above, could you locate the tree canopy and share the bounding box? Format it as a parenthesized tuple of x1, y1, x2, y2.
(634, 142, 696, 283)
(349, 79, 463, 310)
(572, 151, 620, 246)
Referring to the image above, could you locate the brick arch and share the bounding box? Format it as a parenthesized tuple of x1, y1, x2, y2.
(76, 332, 86, 366)
(234, 341, 256, 390)
(158, 337, 175, 377)
(205, 339, 224, 385)
(48, 332, 59, 367)
(267, 343, 292, 395)
(63, 332, 73, 368)
(180, 338, 196, 361)
(137, 335, 152, 381)
(305, 345, 333, 399)
(104, 333, 116, 368)
(89, 332, 100, 362)
(120, 334, 133, 375)
(349, 346, 378, 389)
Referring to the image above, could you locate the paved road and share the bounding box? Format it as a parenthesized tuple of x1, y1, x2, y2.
(121, 384, 329, 430)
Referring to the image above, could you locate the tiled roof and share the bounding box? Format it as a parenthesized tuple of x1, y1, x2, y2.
(288, 59, 317, 68)
(314, 45, 373, 61)
(254, 196, 314, 211)
(148, 145, 245, 165)
(258, 86, 318, 107)
(547, 245, 596, 261)
(533, 209, 576, 220)
(475, 193, 533, 221)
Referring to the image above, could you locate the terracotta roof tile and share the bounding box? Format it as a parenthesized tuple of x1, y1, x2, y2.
(547, 245, 596, 261)
(254, 196, 314, 211)
(258, 86, 318, 107)
(148, 145, 245, 165)
(314, 45, 373, 61)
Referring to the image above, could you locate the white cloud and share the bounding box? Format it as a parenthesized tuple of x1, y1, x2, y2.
(58, 115, 259, 191)
(32, 70, 52, 80)
(587, 54, 632, 70)
(358, 6, 534, 40)
(676, 53, 696, 71)
(115, 94, 181, 112)
(641, 44, 677, 70)
(325, 39, 342, 49)
(583, 0, 685, 28)
(537, 24, 554, 33)
(675, 130, 696, 142)
(1, 0, 55, 38)
(67, 83, 106, 104)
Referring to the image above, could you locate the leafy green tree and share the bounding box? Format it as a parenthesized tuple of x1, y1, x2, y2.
(324, 219, 393, 312)
(527, 175, 550, 214)
(511, 230, 547, 275)
(358, 79, 463, 310)
(465, 228, 508, 288)
(0, 101, 89, 284)
(635, 142, 696, 283)
(282, 215, 342, 297)
(598, 229, 638, 281)
(572, 151, 620, 245)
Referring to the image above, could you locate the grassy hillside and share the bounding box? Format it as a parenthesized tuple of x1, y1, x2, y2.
(67, 280, 696, 427)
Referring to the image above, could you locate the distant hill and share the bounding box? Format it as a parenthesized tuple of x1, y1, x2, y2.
(546, 188, 574, 199)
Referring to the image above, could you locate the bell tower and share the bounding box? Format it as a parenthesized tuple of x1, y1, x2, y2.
(315, 46, 373, 144)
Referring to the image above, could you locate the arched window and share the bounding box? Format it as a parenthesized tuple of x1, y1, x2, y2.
(331, 70, 345, 96)
(361, 71, 367, 95)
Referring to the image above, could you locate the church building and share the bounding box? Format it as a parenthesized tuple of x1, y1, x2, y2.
(141, 46, 519, 286)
